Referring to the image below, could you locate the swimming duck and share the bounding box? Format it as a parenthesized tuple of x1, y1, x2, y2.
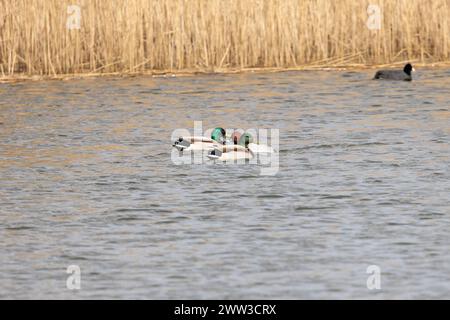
(207, 132, 274, 161)
(373, 63, 415, 81)
(233, 131, 275, 154)
(207, 133, 253, 161)
(173, 127, 225, 152)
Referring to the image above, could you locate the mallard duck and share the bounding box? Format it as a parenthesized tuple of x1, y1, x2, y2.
(173, 127, 225, 152)
(207, 132, 274, 161)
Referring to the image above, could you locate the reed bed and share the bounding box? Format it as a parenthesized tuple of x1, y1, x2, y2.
(0, 0, 449, 78)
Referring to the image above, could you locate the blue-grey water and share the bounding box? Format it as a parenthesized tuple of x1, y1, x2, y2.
(0, 69, 449, 299)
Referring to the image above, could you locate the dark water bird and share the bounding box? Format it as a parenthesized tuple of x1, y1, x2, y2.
(373, 63, 415, 81)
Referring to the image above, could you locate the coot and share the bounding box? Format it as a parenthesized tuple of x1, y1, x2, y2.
(373, 63, 415, 81)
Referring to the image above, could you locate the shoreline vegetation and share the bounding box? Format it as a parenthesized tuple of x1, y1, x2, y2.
(2, 62, 450, 83)
(1, 0, 450, 82)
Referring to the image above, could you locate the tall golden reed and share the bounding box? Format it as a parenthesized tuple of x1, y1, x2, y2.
(0, 0, 449, 77)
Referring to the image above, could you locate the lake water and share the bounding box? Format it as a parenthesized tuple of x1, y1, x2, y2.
(0, 69, 449, 299)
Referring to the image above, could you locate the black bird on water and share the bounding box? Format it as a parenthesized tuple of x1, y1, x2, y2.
(373, 63, 415, 81)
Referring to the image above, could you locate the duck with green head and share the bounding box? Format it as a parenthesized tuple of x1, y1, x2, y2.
(173, 127, 226, 152)
(207, 131, 275, 161)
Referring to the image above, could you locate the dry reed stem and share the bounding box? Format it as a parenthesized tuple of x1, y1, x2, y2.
(0, 0, 449, 79)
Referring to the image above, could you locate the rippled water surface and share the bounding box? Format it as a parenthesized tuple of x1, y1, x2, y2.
(1, 69, 449, 299)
